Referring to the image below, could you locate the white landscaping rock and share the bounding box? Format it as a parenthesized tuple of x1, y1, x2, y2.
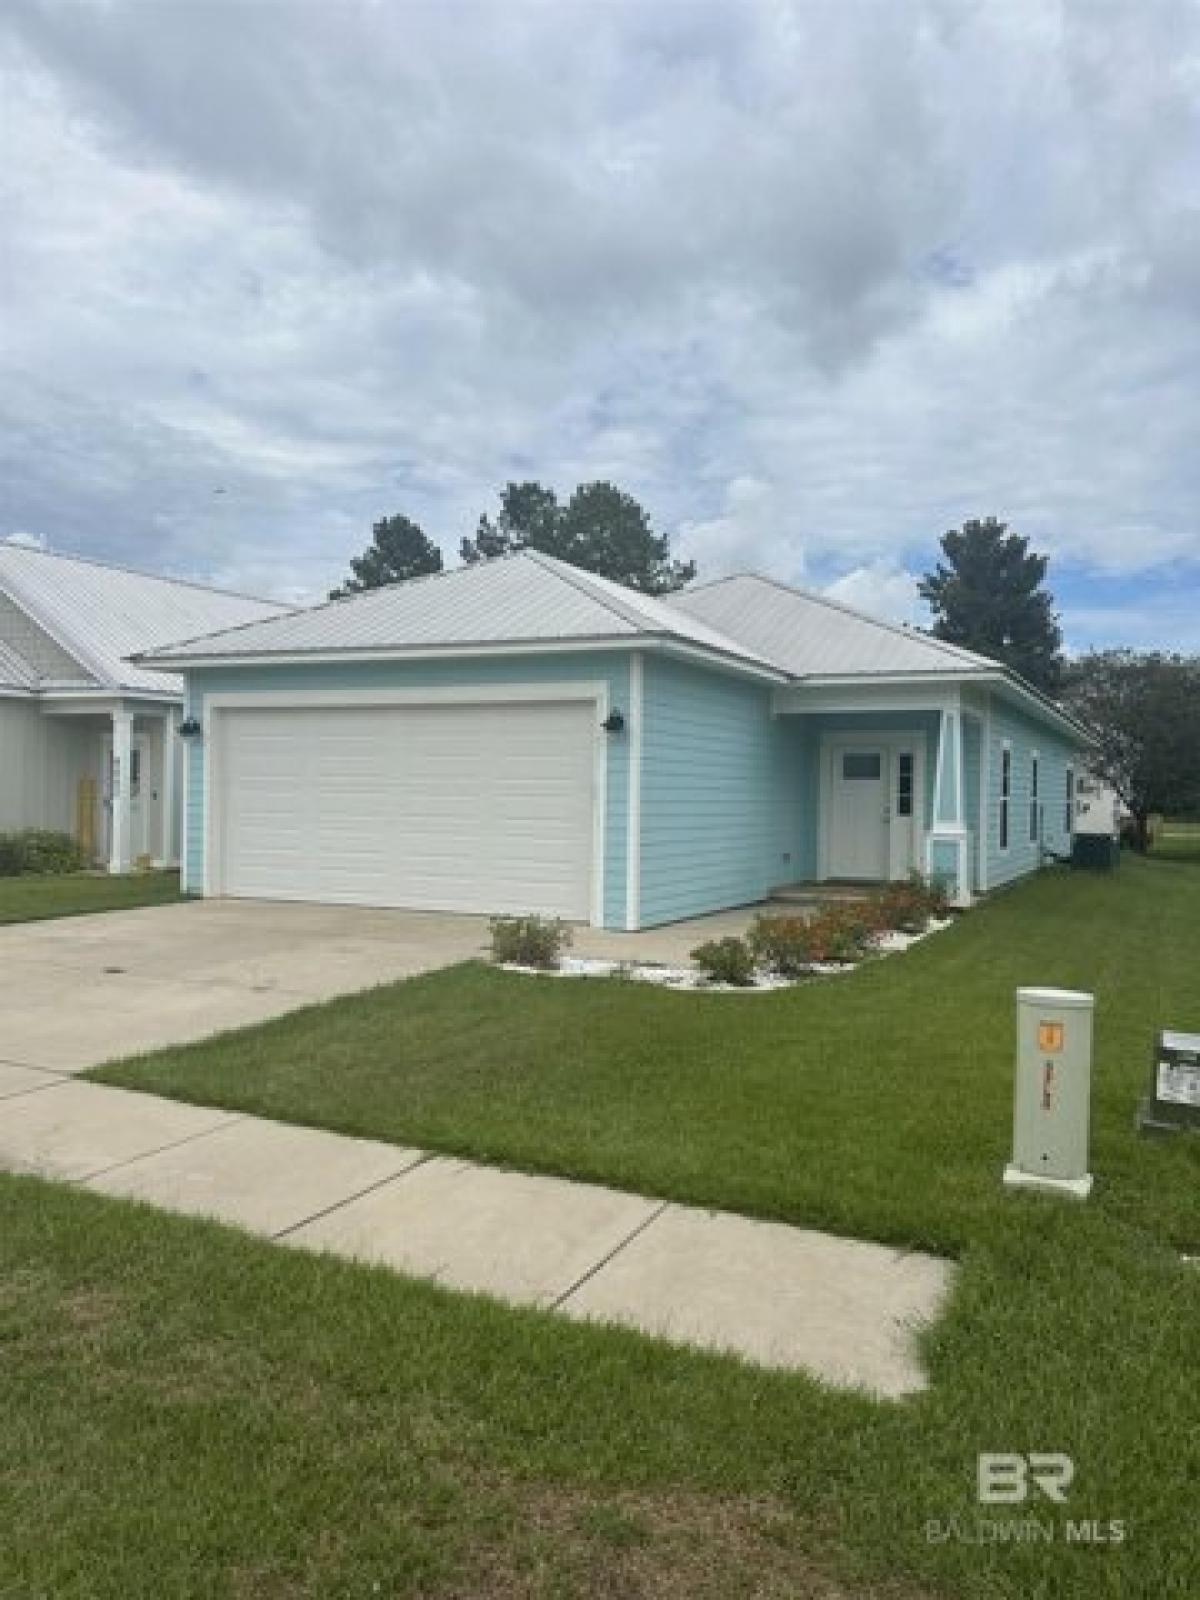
(500, 914, 954, 993)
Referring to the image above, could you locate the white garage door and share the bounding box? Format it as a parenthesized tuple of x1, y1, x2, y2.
(212, 700, 596, 919)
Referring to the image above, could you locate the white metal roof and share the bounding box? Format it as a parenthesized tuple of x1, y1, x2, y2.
(138, 549, 782, 675)
(0, 638, 36, 691)
(0, 541, 290, 696)
(665, 572, 999, 678)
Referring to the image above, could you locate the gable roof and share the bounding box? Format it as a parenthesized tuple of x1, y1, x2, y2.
(665, 572, 998, 679)
(0, 638, 36, 692)
(0, 541, 290, 696)
(136, 549, 784, 678)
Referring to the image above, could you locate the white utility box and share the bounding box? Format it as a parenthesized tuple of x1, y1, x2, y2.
(1003, 987, 1094, 1200)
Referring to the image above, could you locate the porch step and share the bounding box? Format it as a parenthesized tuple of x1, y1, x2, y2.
(769, 882, 879, 907)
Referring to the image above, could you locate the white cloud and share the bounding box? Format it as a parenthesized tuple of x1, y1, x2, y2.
(824, 563, 924, 627)
(0, 0, 1197, 633)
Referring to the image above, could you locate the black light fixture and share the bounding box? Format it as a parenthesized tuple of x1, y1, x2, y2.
(601, 710, 625, 734)
(179, 716, 202, 739)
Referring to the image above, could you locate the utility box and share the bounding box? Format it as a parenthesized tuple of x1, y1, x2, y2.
(1003, 987, 1094, 1200)
(1137, 1031, 1200, 1136)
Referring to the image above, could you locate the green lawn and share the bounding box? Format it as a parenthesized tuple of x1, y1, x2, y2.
(0, 869, 181, 924)
(6, 855, 1195, 1597)
(98, 856, 1199, 1255)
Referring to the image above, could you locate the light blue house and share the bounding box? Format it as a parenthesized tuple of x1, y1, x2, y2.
(137, 552, 1090, 931)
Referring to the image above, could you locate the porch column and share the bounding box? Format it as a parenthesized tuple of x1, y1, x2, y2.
(928, 703, 970, 906)
(160, 707, 179, 867)
(108, 707, 134, 874)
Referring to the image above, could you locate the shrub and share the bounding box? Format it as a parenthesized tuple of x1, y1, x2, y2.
(873, 873, 949, 931)
(0, 830, 87, 877)
(747, 913, 813, 977)
(690, 935, 757, 987)
(750, 904, 879, 973)
(489, 914, 572, 970)
(803, 904, 877, 964)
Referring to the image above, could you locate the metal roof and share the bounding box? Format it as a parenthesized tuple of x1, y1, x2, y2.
(137, 550, 782, 675)
(665, 572, 1000, 678)
(0, 638, 36, 691)
(0, 541, 290, 696)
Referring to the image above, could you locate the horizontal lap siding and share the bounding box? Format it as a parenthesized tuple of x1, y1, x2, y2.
(985, 699, 1080, 889)
(183, 654, 629, 927)
(638, 656, 780, 926)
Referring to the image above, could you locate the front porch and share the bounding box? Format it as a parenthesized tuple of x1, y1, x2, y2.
(772, 686, 978, 908)
(38, 697, 181, 873)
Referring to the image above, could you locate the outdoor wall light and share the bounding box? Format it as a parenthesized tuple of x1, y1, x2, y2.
(601, 710, 625, 734)
(179, 717, 202, 739)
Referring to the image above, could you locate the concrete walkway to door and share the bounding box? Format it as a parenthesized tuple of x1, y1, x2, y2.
(0, 1072, 953, 1398)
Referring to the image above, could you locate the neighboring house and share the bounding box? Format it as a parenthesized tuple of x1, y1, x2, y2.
(1073, 772, 1125, 837)
(135, 552, 1091, 929)
(0, 543, 288, 871)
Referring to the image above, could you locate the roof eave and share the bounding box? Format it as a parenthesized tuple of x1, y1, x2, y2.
(132, 631, 787, 684)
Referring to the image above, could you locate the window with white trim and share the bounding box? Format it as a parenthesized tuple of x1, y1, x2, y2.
(1029, 753, 1040, 843)
(1000, 744, 1011, 851)
(1065, 767, 1074, 836)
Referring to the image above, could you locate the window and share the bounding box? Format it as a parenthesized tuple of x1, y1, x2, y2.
(896, 751, 914, 817)
(1030, 754, 1040, 843)
(1065, 768, 1074, 835)
(129, 748, 141, 799)
(842, 752, 882, 781)
(1000, 745, 1012, 851)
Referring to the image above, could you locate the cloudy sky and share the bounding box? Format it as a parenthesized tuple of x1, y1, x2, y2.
(2, 0, 1198, 649)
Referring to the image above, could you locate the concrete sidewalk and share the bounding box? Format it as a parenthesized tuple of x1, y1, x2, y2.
(0, 1071, 954, 1398)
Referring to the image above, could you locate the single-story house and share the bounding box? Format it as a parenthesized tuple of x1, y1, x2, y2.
(0, 542, 287, 871)
(135, 551, 1091, 930)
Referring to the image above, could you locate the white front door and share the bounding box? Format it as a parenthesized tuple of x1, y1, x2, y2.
(827, 747, 889, 879)
(821, 734, 926, 882)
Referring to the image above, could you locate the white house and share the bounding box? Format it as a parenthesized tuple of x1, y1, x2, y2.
(0, 542, 287, 872)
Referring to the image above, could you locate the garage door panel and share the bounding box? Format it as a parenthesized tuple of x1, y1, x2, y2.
(215, 701, 595, 919)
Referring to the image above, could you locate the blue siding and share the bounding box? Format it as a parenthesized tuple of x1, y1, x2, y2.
(183, 653, 629, 928)
(983, 697, 1080, 889)
(638, 655, 783, 926)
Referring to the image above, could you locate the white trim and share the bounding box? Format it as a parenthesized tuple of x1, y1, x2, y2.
(180, 710, 192, 893)
(201, 681, 610, 928)
(625, 652, 643, 931)
(158, 705, 179, 869)
(1029, 748, 1041, 845)
(139, 634, 788, 686)
(978, 699, 991, 892)
(107, 707, 134, 874)
(817, 729, 927, 882)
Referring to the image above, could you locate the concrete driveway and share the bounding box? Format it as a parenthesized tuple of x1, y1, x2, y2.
(0, 900, 493, 1074)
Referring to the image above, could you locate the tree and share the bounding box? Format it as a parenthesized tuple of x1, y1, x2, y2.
(1065, 651, 1200, 852)
(460, 479, 695, 595)
(919, 517, 1064, 693)
(331, 514, 442, 598)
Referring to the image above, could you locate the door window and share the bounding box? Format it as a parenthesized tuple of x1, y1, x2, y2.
(842, 752, 882, 781)
(896, 752, 914, 817)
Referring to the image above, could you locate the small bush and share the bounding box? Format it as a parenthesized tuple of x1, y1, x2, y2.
(750, 904, 879, 973)
(873, 873, 948, 931)
(489, 914, 572, 970)
(690, 936, 757, 987)
(0, 830, 87, 877)
(747, 913, 811, 977)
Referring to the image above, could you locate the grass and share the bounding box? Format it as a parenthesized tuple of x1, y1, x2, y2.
(6, 853, 1194, 1597)
(0, 868, 181, 924)
(98, 856, 1199, 1255)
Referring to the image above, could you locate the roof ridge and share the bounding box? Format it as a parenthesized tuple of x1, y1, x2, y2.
(677, 570, 997, 671)
(0, 537, 284, 608)
(521, 549, 647, 634)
